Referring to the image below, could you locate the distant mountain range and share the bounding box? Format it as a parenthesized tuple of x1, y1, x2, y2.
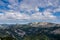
(0, 22, 60, 40)
(29, 22, 60, 27)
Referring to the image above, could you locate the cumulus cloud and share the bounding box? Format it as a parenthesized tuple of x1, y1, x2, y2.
(0, 10, 30, 20)
(0, 0, 60, 23)
(0, 10, 56, 21)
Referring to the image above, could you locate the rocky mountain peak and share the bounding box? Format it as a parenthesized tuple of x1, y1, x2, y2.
(29, 22, 60, 27)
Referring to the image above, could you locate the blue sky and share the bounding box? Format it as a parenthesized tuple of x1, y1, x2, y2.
(0, 0, 60, 24)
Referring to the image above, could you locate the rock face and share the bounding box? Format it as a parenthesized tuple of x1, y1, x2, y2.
(51, 28, 60, 34)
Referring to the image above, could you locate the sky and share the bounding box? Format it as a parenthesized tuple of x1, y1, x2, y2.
(0, 0, 60, 24)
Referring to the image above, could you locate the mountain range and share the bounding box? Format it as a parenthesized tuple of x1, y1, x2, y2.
(0, 22, 60, 40)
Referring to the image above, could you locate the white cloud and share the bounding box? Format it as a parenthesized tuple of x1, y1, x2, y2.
(31, 11, 56, 20)
(53, 7, 60, 12)
(0, 0, 60, 23)
(43, 10, 56, 19)
(3, 11, 30, 20)
(0, 10, 56, 21)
